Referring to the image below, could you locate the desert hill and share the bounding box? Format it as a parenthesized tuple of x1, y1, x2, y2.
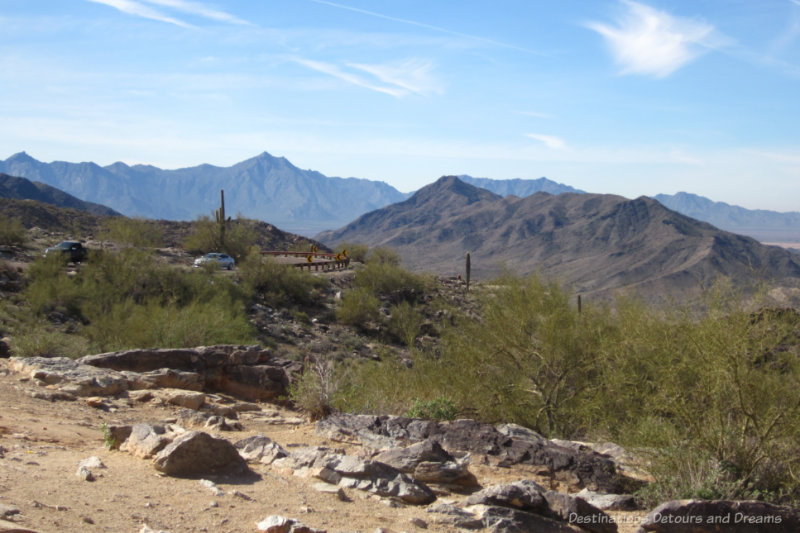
(0, 172, 120, 216)
(317, 176, 800, 301)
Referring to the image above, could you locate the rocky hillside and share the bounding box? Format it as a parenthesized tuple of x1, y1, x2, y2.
(0, 173, 119, 216)
(0, 198, 324, 252)
(318, 176, 800, 302)
(0, 152, 407, 236)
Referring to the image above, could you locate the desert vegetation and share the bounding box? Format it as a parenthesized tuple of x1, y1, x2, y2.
(2, 219, 800, 510)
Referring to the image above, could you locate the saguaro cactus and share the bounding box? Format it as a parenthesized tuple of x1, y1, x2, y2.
(214, 189, 226, 248)
(465, 252, 471, 291)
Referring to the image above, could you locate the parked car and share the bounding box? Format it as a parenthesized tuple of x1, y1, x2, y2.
(44, 241, 88, 263)
(193, 252, 235, 270)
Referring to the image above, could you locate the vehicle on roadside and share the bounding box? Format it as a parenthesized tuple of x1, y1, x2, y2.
(193, 252, 235, 270)
(44, 241, 89, 263)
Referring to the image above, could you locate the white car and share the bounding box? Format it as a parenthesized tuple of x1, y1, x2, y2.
(193, 252, 235, 270)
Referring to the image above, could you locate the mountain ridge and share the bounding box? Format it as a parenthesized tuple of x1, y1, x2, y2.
(317, 176, 800, 302)
(2, 152, 798, 242)
(0, 152, 407, 236)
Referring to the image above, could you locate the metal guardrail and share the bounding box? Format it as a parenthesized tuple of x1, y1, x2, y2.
(260, 251, 351, 272)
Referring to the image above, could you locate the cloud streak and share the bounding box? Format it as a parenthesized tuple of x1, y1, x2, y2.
(86, 0, 249, 28)
(292, 57, 441, 98)
(586, 0, 717, 78)
(312, 0, 546, 56)
(526, 133, 567, 150)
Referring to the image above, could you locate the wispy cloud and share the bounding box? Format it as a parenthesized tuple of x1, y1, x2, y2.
(348, 59, 443, 96)
(586, 0, 718, 78)
(292, 57, 441, 98)
(144, 0, 250, 25)
(86, 0, 249, 28)
(312, 0, 546, 56)
(518, 111, 552, 119)
(87, 0, 191, 27)
(526, 133, 567, 150)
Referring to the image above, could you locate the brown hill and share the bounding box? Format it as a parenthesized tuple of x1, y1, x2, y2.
(1, 197, 324, 251)
(0, 172, 120, 216)
(317, 176, 800, 301)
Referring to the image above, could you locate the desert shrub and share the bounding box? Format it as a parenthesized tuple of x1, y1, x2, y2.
(406, 397, 458, 421)
(354, 260, 431, 301)
(335, 287, 381, 328)
(24, 254, 87, 319)
(11, 321, 89, 359)
(238, 253, 327, 307)
(22, 247, 257, 352)
(101, 217, 164, 247)
(0, 215, 26, 246)
(83, 296, 253, 351)
(337, 242, 369, 263)
(183, 215, 258, 261)
(436, 273, 606, 434)
(290, 356, 342, 420)
(366, 246, 400, 266)
(387, 301, 424, 348)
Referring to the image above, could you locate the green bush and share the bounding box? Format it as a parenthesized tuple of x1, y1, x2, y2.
(238, 253, 327, 308)
(387, 301, 424, 348)
(0, 215, 26, 246)
(354, 261, 431, 301)
(11, 321, 89, 359)
(335, 287, 381, 328)
(337, 242, 369, 263)
(101, 217, 164, 247)
(21, 247, 257, 352)
(183, 215, 258, 261)
(367, 246, 400, 266)
(406, 397, 458, 420)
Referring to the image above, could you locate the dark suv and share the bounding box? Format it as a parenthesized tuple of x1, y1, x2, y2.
(44, 241, 89, 263)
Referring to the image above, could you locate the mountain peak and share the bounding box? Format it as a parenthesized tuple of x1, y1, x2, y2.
(409, 175, 500, 205)
(6, 151, 37, 164)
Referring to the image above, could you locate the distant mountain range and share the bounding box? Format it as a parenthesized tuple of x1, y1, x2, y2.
(1, 152, 798, 243)
(654, 192, 800, 243)
(318, 177, 800, 302)
(0, 173, 120, 216)
(0, 152, 405, 236)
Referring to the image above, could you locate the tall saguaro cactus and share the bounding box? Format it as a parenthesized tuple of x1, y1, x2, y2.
(215, 189, 226, 248)
(465, 252, 471, 291)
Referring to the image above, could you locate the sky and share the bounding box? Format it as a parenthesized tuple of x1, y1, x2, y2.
(1, 1, 800, 212)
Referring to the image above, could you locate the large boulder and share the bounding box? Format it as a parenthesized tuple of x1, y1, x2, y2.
(153, 430, 247, 476)
(120, 423, 185, 459)
(465, 480, 549, 514)
(373, 438, 478, 489)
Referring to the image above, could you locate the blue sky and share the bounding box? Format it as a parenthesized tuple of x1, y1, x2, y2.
(2, 1, 799, 211)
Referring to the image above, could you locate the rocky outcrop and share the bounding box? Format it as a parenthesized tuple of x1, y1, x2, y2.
(8, 345, 302, 401)
(373, 438, 478, 490)
(273, 446, 436, 505)
(316, 413, 637, 494)
(637, 499, 800, 533)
